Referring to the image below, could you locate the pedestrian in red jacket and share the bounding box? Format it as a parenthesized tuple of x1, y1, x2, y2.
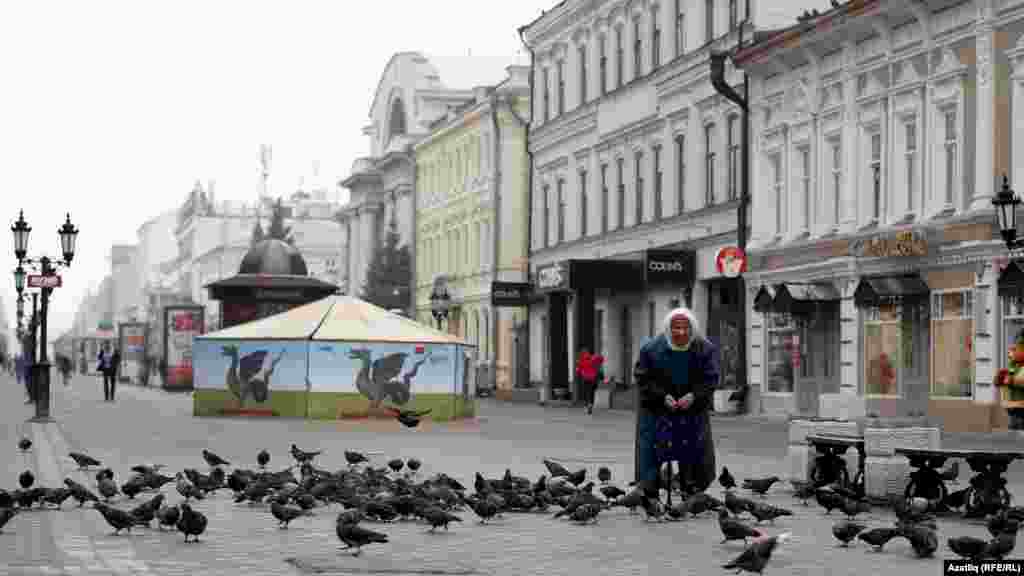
(575, 348, 604, 415)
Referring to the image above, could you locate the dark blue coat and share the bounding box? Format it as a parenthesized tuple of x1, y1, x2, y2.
(633, 334, 720, 416)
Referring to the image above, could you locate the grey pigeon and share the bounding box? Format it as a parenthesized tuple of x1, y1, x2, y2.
(337, 520, 388, 556)
(0, 508, 17, 533)
(722, 533, 790, 574)
(177, 503, 207, 543)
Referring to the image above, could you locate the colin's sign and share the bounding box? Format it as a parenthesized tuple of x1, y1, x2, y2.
(491, 282, 532, 307)
(644, 250, 695, 286)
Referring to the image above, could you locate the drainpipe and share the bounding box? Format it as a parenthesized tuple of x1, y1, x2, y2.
(710, 21, 751, 414)
(518, 27, 536, 392)
(488, 92, 502, 392)
(409, 150, 417, 319)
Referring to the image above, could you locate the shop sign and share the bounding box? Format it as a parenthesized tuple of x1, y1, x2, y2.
(253, 288, 305, 301)
(850, 229, 928, 258)
(715, 246, 748, 278)
(645, 250, 695, 286)
(491, 281, 532, 307)
(535, 262, 569, 293)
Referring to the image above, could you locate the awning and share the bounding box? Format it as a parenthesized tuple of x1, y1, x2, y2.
(853, 274, 930, 308)
(999, 260, 1024, 297)
(753, 285, 776, 314)
(774, 283, 841, 314)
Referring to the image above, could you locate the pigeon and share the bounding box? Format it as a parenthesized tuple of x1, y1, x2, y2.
(600, 485, 626, 501)
(386, 407, 431, 428)
(742, 476, 779, 497)
(597, 466, 612, 484)
(542, 459, 571, 478)
(719, 467, 737, 491)
(129, 494, 164, 526)
(68, 452, 101, 469)
(0, 508, 16, 533)
(386, 458, 405, 474)
(986, 528, 1018, 560)
(987, 511, 1020, 538)
(566, 468, 586, 487)
(640, 494, 665, 522)
(344, 450, 369, 467)
(177, 503, 208, 543)
(18, 470, 34, 490)
(842, 497, 871, 519)
(791, 481, 815, 505)
(337, 519, 388, 556)
(130, 464, 164, 476)
(748, 503, 792, 524)
(63, 479, 99, 507)
(94, 503, 144, 535)
(202, 449, 230, 468)
(466, 496, 500, 524)
(858, 527, 902, 551)
(270, 501, 306, 529)
(406, 458, 422, 473)
(944, 487, 969, 510)
(40, 487, 73, 509)
(17, 437, 31, 452)
(815, 488, 845, 515)
(718, 509, 763, 544)
(175, 473, 204, 501)
(97, 475, 119, 501)
(257, 449, 270, 469)
(290, 444, 321, 463)
(722, 533, 790, 574)
(569, 503, 601, 524)
(948, 535, 988, 560)
(901, 524, 939, 558)
(832, 520, 866, 547)
(156, 504, 180, 531)
(725, 491, 756, 516)
(421, 506, 461, 531)
(613, 489, 644, 514)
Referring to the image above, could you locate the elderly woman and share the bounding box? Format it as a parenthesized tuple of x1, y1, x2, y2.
(633, 307, 720, 499)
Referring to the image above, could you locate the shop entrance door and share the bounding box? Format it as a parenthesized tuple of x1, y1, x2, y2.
(794, 303, 841, 416)
(900, 297, 931, 415)
(707, 279, 741, 390)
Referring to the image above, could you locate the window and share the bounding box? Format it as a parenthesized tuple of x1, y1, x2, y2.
(729, 0, 739, 29)
(542, 70, 550, 123)
(863, 302, 901, 395)
(600, 163, 609, 233)
(727, 115, 740, 201)
(648, 301, 656, 339)
(765, 312, 796, 393)
(556, 178, 566, 243)
(579, 170, 588, 237)
(705, 0, 714, 42)
(771, 153, 784, 235)
(635, 150, 644, 225)
(616, 157, 625, 229)
(1003, 294, 1024, 373)
(675, 1, 685, 57)
(800, 147, 811, 232)
(653, 144, 663, 220)
(616, 28, 624, 89)
(542, 185, 550, 247)
(705, 123, 716, 206)
(578, 45, 588, 105)
(932, 290, 974, 398)
(905, 121, 916, 213)
(599, 39, 608, 96)
(675, 134, 686, 212)
(633, 19, 642, 79)
(557, 60, 565, 116)
(830, 140, 842, 227)
(652, 11, 661, 68)
(944, 110, 958, 206)
(870, 132, 882, 220)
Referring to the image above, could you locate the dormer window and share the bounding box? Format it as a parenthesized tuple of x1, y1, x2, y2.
(387, 97, 406, 145)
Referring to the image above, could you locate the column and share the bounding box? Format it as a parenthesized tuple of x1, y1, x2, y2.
(1009, 36, 1024, 192)
(358, 204, 378, 292)
(971, 1, 996, 211)
(841, 40, 858, 233)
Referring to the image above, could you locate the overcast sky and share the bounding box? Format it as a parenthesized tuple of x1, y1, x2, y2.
(0, 0, 823, 351)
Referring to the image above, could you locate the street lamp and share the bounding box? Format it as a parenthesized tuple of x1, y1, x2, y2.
(993, 174, 1024, 250)
(11, 210, 79, 422)
(430, 286, 451, 330)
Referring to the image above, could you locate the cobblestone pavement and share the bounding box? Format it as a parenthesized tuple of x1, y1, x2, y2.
(3, 373, 1024, 575)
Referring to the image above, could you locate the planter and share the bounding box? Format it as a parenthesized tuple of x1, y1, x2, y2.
(219, 408, 278, 417)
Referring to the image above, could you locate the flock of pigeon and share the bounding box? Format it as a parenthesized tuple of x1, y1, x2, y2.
(2, 434, 1022, 573)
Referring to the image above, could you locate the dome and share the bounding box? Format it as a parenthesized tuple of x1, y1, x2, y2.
(238, 239, 309, 276)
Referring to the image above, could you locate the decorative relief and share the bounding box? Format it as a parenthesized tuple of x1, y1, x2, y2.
(1009, 34, 1024, 78)
(976, 31, 993, 88)
(929, 46, 967, 104)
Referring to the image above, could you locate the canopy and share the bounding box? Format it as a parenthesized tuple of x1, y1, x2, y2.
(197, 294, 470, 346)
(853, 273, 930, 308)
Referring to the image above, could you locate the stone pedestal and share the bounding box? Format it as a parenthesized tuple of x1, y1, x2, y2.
(862, 426, 941, 498)
(818, 393, 866, 420)
(713, 389, 738, 414)
(786, 419, 860, 482)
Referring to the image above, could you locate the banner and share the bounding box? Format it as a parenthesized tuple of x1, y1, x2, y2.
(163, 306, 204, 390)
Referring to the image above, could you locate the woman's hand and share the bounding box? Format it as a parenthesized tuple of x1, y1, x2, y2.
(664, 394, 676, 409)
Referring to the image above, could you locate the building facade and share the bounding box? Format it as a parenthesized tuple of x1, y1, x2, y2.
(110, 244, 140, 325)
(414, 65, 532, 394)
(520, 0, 815, 401)
(339, 52, 492, 303)
(735, 0, 1024, 432)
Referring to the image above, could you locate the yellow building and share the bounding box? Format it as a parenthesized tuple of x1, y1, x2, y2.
(415, 65, 531, 395)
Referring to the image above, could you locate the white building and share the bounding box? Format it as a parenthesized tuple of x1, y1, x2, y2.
(520, 0, 819, 402)
(135, 210, 178, 318)
(734, 0, 1024, 432)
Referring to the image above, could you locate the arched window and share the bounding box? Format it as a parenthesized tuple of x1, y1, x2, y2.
(388, 97, 406, 143)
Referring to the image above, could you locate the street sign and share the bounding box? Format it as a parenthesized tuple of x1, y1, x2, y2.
(27, 274, 61, 288)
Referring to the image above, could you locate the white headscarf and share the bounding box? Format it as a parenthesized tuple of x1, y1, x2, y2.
(662, 307, 701, 351)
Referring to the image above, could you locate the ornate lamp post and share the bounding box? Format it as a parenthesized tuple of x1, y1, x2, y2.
(429, 281, 451, 330)
(12, 211, 79, 422)
(993, 174, 1024, 250)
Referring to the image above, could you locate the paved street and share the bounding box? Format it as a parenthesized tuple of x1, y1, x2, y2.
(4, 373, 1024, 575)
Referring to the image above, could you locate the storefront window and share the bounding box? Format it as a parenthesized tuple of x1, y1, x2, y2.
(765, 312, 795, 393)
(863, 302, 900, 396)
(931, 290, 973, 398)
(1003, 294, 1024, 370)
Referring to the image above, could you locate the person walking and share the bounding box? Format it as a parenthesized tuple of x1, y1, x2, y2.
(98, 344, 118, 402)
(15, 355, 30, 403)
(633, 307, 720, 500)
(575, 348, 605, 415)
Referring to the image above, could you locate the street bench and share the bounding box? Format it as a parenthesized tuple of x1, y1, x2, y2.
(806, 434, 865, 495)
(895, 447, 1024, 517)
